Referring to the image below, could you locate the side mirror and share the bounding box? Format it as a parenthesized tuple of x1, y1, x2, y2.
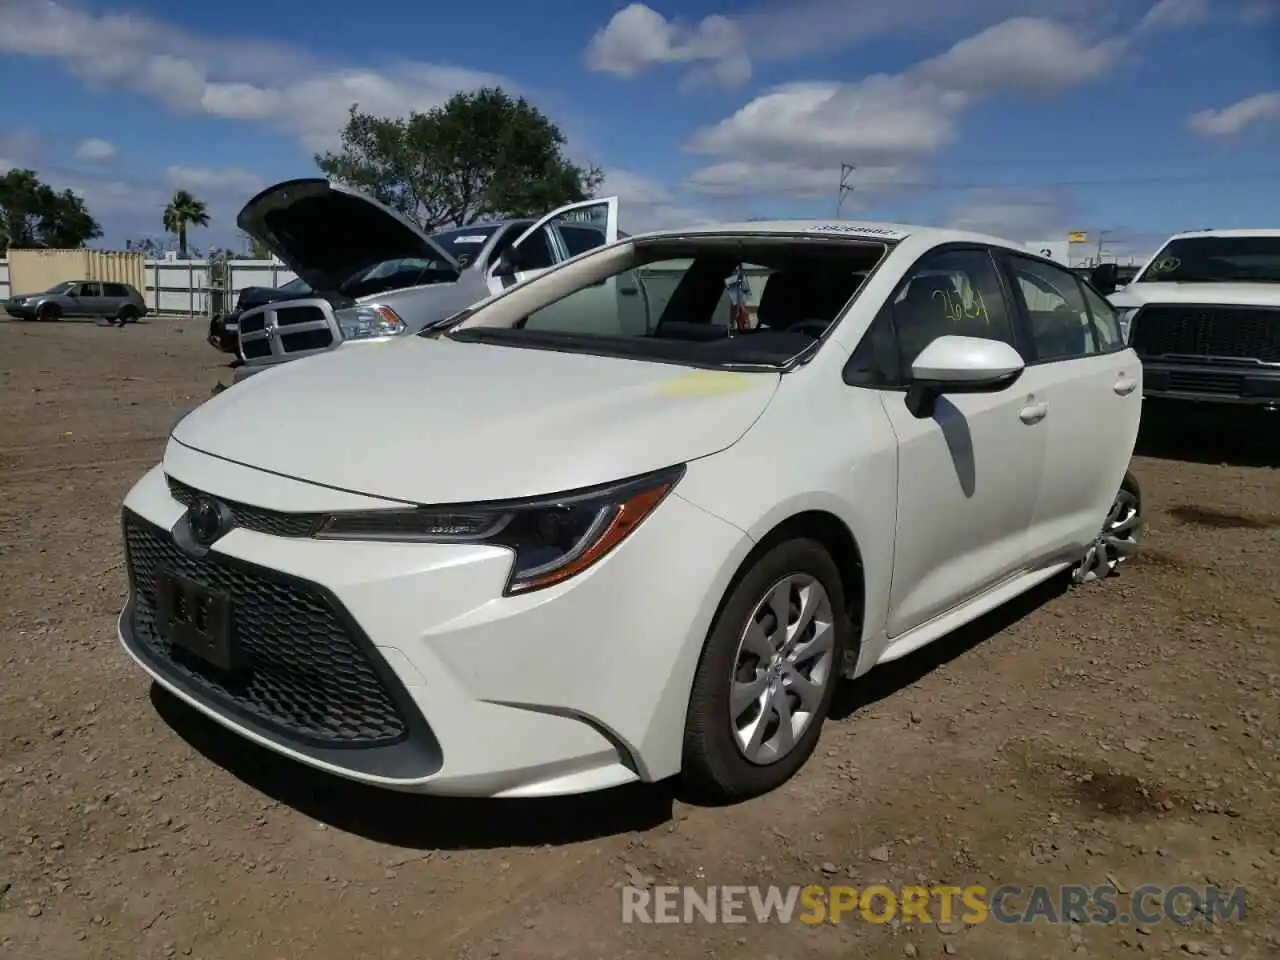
(905, 335, 1025, 419)
(1090, 262, 1119, 295)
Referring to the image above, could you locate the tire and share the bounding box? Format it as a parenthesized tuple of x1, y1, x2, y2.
(37, 303, 60, 322)
(682, 537, 849, 802)
(117, 306, 139, 325)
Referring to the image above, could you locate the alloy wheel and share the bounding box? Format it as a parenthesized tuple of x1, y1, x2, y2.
(728, 574, 835, 765)
(1073, 486, 1142, 583)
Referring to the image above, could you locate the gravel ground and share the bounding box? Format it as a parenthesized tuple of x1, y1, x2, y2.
(1, 317, 1277, 960)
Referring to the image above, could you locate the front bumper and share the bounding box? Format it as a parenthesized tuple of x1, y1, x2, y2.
(117, 452, 749, 797)
(3, 303, 35, 319)
(1140, 360, 1280, 407)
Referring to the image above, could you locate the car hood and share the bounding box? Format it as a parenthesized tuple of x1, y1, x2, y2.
(1110, 282, 1280, 310)
(170, 337, 781, 504)
(236, 178, 461, 294)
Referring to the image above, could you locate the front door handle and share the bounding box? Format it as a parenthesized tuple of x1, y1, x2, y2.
(1114, 376, 1138, 396)
(1019, 401, 1049, 424)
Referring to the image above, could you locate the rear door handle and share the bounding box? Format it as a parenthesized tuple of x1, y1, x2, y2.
(1114, 376, 1138, 396)
(1019, 401, 1048, 424)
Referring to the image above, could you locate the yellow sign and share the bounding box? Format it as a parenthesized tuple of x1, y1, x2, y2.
(1068, 231, 1088, 243)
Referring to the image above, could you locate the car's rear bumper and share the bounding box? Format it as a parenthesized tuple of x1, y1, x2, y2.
(1140, 360, 1280, 408)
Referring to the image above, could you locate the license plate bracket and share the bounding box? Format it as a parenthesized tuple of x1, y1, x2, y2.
(155, 567, 241, 672)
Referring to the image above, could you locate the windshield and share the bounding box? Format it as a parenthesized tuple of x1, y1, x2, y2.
(45, 281, 75, 295)
(1136, 235, 1280, 284)
(280, 276, 311, 294)
(428, 225, 503, 267)
(441, 237, 888, 370)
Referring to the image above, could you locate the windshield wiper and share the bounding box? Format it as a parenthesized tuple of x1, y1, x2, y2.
(420, 308, 476, 338)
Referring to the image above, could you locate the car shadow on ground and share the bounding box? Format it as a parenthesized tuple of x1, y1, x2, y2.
(1135, 407, 1279, 468)
(152, 573, 1076, 845)
(829, 573, 1070, 721)
(150, 683, 676, 850)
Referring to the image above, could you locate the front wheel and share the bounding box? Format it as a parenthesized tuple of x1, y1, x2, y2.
(37, 303, 60, 322)
(1072, 471, 1142, 583)
(682, 538, 849, 802)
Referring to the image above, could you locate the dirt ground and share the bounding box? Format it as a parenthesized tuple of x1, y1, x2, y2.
(1, 317, 1277, 960)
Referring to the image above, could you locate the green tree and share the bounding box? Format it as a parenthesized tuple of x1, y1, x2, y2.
(0, 169, 102, 249)
(315, 87, 604, 230)
(162, 189, 210, 259)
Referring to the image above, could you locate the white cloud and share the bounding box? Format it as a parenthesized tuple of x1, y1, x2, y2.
(583, 0, 1125, 89)
(941, 188, 1074, 240)
(1188, 91, 1280, 136)
(913, 18, 1125, 96)
(584, 4, 749, 88)
(1136, 0, 1209, 31)
(73, 138, 117, 162)
(1240, 0, 1279, 24)
(683, 16, 1126, 199)
(0, 1, 512, 151)
(165, 165, 264, 196)
(599, 169, 716, 233)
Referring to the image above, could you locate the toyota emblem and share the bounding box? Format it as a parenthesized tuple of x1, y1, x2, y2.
(188, 496, 231, 546)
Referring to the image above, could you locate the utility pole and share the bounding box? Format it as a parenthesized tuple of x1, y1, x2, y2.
(835, 164, 856, 218)
(1095, 229, 1114, 265)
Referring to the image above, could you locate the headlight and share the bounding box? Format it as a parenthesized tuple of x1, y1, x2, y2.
(314, 464, 685, 594)
(335, 304, 405, 340)
(1117, 308, 1139, 343)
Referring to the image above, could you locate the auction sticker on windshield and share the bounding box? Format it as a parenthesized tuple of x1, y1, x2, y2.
(452, 235, 488, 244)
(808, 224, 908, 241)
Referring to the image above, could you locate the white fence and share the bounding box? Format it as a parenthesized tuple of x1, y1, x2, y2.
(0, 257, 298, 317)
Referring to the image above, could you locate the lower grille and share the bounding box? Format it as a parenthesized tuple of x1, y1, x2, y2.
(1165, 370, 1244, 395)
(1132, 305, 1280, 363)
(123, 513, 408, 746)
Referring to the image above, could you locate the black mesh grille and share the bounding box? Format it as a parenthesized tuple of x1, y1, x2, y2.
(1132, 305, 1280, 363)
(167, 476, 323, 538)
(280, 328, 334, 353)
(241, 339, 271, 359)
(240, 312, 267, 334)
(276, 305, 327, 326)
(124, 513, 408, 746)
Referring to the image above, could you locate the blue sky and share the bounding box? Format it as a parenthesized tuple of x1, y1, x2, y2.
(0, 0, 1277, 261)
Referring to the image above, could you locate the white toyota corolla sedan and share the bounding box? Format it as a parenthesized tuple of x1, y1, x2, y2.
(118, 218, 1143, 802)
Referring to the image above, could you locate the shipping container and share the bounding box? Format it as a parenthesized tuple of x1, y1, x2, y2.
(6, 249, 146, 298)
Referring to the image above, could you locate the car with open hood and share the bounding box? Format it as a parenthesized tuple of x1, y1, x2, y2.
(208, 276, 313, 355)
(1091, 228, 1280, 411)
(229, 178, 619, 383)
(118, 219, 1143, 802)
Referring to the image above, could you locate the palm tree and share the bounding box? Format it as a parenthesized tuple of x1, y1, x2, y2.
(162, 190, 210, 259)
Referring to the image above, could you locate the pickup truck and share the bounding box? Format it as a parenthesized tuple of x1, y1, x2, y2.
(1091, 228, 1280, 412)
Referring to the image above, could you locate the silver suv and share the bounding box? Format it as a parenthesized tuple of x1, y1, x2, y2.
(231, 179, 621, 383)
(4, 280, 148, 325)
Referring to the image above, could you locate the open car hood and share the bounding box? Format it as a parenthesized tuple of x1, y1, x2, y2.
(236, 179, 461, 293)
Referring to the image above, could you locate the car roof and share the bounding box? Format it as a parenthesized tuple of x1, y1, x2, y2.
(623, 219, 1028, 251)
(1162, 228, 1280, 241)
